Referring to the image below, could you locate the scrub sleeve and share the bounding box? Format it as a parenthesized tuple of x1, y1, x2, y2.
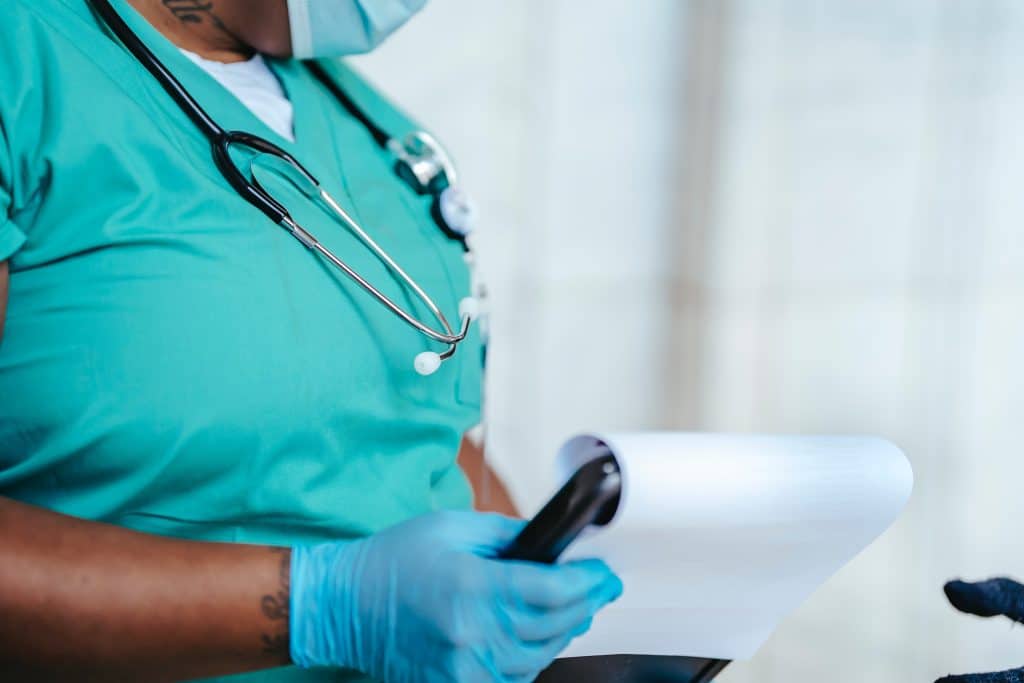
(0, 218, 25, 263)
(0, 144, 27, 262)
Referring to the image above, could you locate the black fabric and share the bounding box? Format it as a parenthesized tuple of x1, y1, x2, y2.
(937, 577, 1024, 682)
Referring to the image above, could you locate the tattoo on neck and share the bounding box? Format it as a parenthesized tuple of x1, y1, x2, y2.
(261, 548, 291, 659)
(161, 0, 227, 31)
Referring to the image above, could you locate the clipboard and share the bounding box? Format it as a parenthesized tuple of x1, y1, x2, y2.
(501, 451, 730, 682)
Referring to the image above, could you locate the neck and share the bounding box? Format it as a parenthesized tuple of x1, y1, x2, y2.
(127, 0, 254, 62)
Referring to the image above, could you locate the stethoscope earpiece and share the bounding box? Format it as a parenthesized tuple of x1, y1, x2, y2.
(458, 297, 479, 321)
(412, 297, 480, 375)
(414, 351, 443, 376)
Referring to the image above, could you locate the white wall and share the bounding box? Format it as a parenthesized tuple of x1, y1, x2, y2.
(356, 0, 690, 511)
(697, 2, 1024, 681)
(357, 1, 1024, 681)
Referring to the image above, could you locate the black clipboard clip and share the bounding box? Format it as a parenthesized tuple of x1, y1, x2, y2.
(501, 446, 731, 683)
(500, 449, 622, 564)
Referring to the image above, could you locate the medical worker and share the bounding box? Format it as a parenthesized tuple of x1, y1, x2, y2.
(0, 1, 622, 681)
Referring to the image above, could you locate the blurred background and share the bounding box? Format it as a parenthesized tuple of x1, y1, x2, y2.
(355, 1, 1024, 681)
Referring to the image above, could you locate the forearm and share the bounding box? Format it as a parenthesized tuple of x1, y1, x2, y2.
(457, 432, 520, 517)
(0, 496, 290, 681)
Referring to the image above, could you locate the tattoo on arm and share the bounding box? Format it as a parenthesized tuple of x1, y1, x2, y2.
(260, 548, 291, 658)
(161, 0, 228, 31)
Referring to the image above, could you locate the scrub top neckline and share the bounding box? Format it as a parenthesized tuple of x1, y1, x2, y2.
(87, 0, 380, 206)
(178, 48, 296, 143)
(94, 0, 312, 153)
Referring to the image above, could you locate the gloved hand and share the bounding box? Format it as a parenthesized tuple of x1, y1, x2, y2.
(290, 511, 623, 682)
(936, 577, 1024, 682)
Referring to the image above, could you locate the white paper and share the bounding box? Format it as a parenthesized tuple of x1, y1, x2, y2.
(554, 432, 913, 660)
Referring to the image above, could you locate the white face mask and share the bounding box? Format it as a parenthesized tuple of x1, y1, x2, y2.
(288, 0, 428, 59)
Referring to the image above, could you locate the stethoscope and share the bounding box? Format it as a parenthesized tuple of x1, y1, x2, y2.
(88, 0, 483, 376)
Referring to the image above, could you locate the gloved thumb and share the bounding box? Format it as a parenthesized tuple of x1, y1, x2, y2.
(944, 577, 1024, 623)
(435, 511, 526, 555)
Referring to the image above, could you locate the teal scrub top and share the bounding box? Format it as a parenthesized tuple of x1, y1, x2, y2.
(0, 1, 482, 680)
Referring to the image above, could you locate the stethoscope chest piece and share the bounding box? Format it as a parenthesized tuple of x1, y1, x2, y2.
(389, 131, 451, 194)
(389, 132, 478, 241)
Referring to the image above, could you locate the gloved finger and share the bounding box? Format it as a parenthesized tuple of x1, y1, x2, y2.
(504, 558, 623, 609)
(508, 594, 607, 642)
(435, 511, 527, 553)
(498, 618, 594, 677)
(944, 578, 1024, 623)
(463, 641, 504, 683)
(935, 665, 1024, 682)
(506, 675, 544, 683)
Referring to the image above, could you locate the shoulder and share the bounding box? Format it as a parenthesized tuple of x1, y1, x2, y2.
(0, 3, 46, 259)
(0, 1, 115, 89)
(0, 1, 111, 223)
(0, 0, 37, 28)
(0, 1, 100, 125)
(0, 2, 48, 83)
(0, 3, 49, 204)
(0, 0, 88, 57)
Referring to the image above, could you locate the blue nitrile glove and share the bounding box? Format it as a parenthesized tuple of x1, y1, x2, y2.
(290, 511, 623, 682)
(936, 578, 1024, 682)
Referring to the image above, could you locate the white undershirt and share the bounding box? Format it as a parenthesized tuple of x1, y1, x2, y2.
(180, 49, 296, 142)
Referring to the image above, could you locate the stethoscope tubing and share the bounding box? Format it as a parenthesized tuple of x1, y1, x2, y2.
(90, 0, 223, 141)
(88, 0, 473, 362)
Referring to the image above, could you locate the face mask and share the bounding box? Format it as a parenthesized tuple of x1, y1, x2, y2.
(288, 0, 428, 59)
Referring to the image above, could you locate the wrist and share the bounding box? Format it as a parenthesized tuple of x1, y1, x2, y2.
(289, 541, 360, 670)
